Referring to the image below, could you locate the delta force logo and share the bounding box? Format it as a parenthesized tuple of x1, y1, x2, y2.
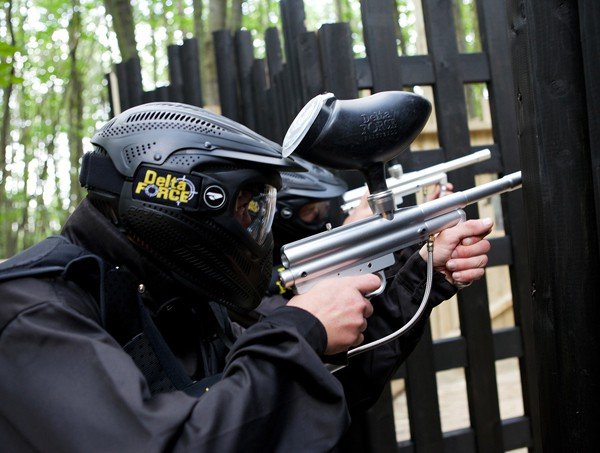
(133, 167, 200, 208)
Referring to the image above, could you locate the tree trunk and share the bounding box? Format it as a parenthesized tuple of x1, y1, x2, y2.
(192, 0, 205, 104)
(229, 0, 243, 31)
(203, 0, 227, 107)
(334, 0, 344, 22)
(104, 0, 139, 62)
(150, 3, 159, 85)
(68, 0, 84, 210)
(394, 0, 408, 56)
(178, 0, 188, 34)
(0, 0, 15, 258)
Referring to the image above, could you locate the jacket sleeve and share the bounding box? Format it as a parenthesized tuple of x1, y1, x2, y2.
(0, 280, 349, 453)
(334, 247, 457, 413)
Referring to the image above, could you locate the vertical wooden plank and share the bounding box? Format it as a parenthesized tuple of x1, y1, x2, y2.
(265, 27, 286, 139)
(265, 27, 284, 84)
(420, 1, 503, 451)
(105, 73, 117, 117)
(213, 29, 240, 121)
(363, 384, 398, 453)
(318, 23, 358, 100)
(405, 325, 444, 453)
(266, 86, 284, 143)
(297, 32, 324, 103)
(272, 71, 288, 141)
(181, 38, 203, 107)
(167, 45, 184, 103)
(280, 64, 296, 125)
(506, 0, 600, 450)
(579, 1, 600, 259)
(155, 86, 169, 102)
(142, 90, 156, 104)
(360, 0, 403, 92)
(125, 57, 144, 108)
(235, 30, 256, 130)
(475, 0, 540, 450)
(279, 0, 307, 111)
(251, 59, 268, 138)
(115, 62, 130, 111)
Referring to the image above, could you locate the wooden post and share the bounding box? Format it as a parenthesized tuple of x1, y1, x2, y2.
(235, 30, 256, 130)
(297, 32, 324, 103)
(475, 0, 541, 449)
(506, 0, 600, 450)
(318, 23, 358, 100)
(421, 0, 503, 451)
(167, 44, 184, 103)
(213, 29, 240, 121)
(115, 62, 130, 112)
(265, 27, 285, 141)
(279, 0, 307, 112)
(360, 0, 402, 93)
(124, 57, 144, 108)
(250, 59, 269, 138)
(181, 38, 203, 107)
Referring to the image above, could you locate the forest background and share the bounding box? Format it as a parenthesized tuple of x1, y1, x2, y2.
(0, 0, 482, 258)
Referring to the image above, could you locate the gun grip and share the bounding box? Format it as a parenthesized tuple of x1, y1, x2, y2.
(365, 270, 387, 298)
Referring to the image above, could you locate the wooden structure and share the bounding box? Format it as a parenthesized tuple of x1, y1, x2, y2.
(107, 38, 202, 116)
(210, 1, 537, 451)
(106, 0, 600, 450)
(506, 0, 600, 450)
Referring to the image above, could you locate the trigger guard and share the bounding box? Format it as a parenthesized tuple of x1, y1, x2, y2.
(365, 271, 386, 298)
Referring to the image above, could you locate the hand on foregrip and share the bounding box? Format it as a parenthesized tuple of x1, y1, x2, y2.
(287, 274, 379, 355)
(419, 217, 493, 287)
(425, 182, 454, 201)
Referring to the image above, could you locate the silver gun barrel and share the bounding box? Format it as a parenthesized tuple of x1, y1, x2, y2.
(342, 148, 492, 208)
(279, 210, 465, 290)
(281, 171, 522, 269)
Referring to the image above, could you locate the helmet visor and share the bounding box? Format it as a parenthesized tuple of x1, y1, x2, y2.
(298, 200, 331, 225)
(234, 184, 277, 245)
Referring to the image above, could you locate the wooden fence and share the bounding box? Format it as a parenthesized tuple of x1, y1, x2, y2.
(107, 0, 539, 451)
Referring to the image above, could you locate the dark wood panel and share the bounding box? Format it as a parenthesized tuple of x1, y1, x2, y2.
(279, 0, 306, 112)
(318, 23, 358, 100)
(360, 0, 404, 91)
(404, 325, 444, 452)
(421, 0, 502, 450)
(506, 0, 600, 449)
(213, 30, 239, 121)
(181, 38, 202, 107)
(297, 32, 323, 103)
(167, 45, 183, 103)
(251, 59, 268, 138)
(234, 30, 256, 130)
(502, 416, 532, 451)
(487, 236, 513, 267)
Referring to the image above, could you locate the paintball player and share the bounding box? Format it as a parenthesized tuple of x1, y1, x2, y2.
(0, 103, 492, 451)
(257, 157, 470, 422)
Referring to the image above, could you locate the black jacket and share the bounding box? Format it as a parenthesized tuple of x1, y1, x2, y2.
(0, 199, 455, 452)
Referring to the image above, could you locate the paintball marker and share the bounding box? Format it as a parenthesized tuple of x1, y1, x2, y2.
(341, 148, 492, 212)
(279, 172, 522, 295)
(281, 91, 522, 360)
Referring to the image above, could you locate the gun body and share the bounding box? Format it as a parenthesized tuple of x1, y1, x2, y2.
(280, 171, 522, 294)
(341, 149, 492, 212)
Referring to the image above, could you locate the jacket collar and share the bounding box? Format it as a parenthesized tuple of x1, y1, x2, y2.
(62, 198, 146, 278)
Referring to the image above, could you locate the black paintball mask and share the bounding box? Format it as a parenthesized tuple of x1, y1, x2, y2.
(80, 102, 302, 313)
(273, 157, 348, 264)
